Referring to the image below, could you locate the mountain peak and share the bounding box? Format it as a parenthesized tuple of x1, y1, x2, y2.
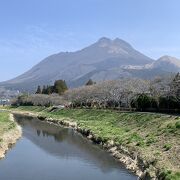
(113, 38, 133, 49)
(158, 55, 177, 61)
(98, 37, 111, 43)
(96, 37, 133, 52)
(158, 55, 180, 65)
(152, 55, 180, 70)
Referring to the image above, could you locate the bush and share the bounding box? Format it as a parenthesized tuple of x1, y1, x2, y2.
(159, 170, 180, 180)
(163, 144, 172, 151)
(130, 94, 158, 111)
(159, 96, 180, 109)
(175, 121, 180, 129)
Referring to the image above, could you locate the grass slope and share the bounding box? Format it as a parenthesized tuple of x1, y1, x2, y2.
(0, 111, 16, 142)
(4, 106, 180, 179)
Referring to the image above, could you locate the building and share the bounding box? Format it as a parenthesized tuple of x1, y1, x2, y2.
(0, 99, 10, 106)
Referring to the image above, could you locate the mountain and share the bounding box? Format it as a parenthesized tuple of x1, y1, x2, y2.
(0, 38, 179, 92)
(0, 37, 153, 91)
(150, 55, 180, 72)
(120, 55, 180, 80)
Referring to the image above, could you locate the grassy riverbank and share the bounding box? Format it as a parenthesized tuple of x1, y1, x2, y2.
(0, 110, 22, 159)
(0, 111, 16, 139)
(3, 106, 180, 179)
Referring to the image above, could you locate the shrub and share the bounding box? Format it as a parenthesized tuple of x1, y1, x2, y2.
(175, 121, 180, 129)
(159, 96, 180, 109)
(130, 94, 157, 111)
(163, 144, 172, 151)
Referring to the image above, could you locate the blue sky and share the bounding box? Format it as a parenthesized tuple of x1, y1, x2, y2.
(0, 0, 180, 81)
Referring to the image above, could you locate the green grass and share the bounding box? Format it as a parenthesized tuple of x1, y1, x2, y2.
(0, 111, 16, 139)
(3, 106, 180, 179)
(6, 106, 180, 143)
(163, 143, 172, 151)
(160, 170, 180, 180)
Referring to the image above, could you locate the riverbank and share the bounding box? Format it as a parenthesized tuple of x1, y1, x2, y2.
(2, 106, 180, 180)
(0, 111, 22, 159)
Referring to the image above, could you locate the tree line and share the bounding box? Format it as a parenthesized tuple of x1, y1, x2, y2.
(131, 73, 180, 112)
(64, 73, 180, 112)
(36, 80, 68, 95)
(35, 79, 95, 95)
(14, 73, 180, 113)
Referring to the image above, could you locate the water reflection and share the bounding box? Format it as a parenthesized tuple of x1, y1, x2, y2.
(0, 114, 137, 180)
(15, 115, 122, 173)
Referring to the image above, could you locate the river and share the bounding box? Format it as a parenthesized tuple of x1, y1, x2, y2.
(0, 114, 137, 180)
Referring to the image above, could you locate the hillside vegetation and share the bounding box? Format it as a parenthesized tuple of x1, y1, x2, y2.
(13, 73, 179, 113)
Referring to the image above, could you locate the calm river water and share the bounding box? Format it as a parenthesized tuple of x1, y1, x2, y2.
(0, 114, 137, 180)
